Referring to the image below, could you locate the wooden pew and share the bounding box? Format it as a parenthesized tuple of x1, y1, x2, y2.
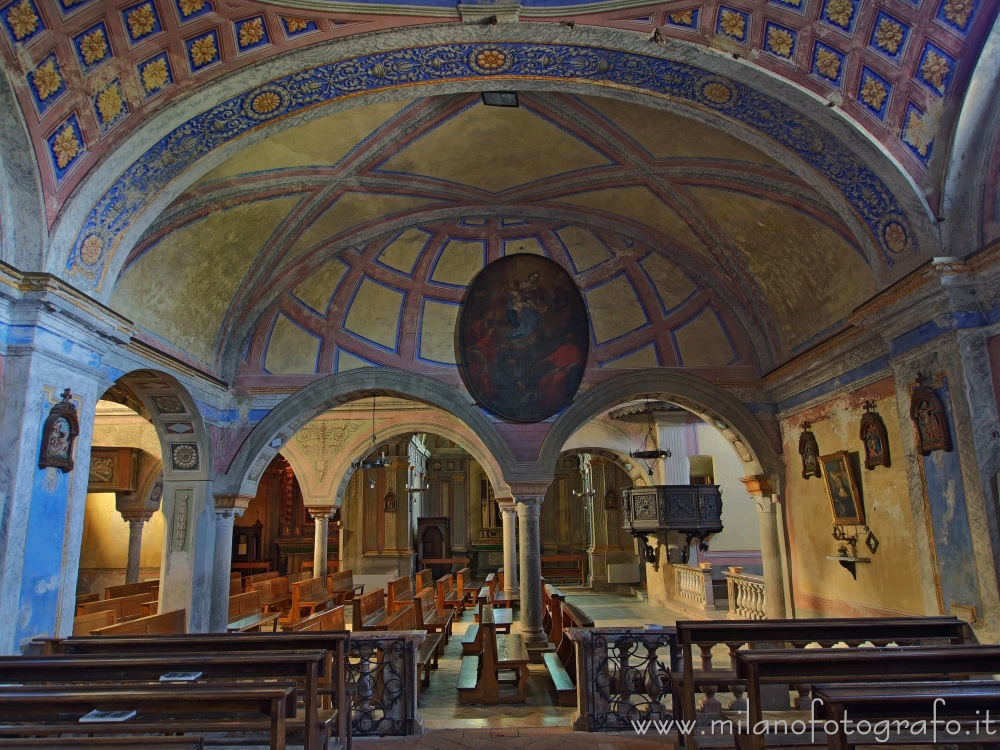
(542, 583, 564, 643)
(243, 570, 280, 592)
(487, 571, 518, 609)
(812, 680, 1000, 749)
(415, 589, 453, 645)
(386, 575, 414, 613)
(0, 683, 295, 749)
(352, 589, 409, 632)
(291, 605, 346, 632)
(253, 576, 293, 615)
(92, 608, 185, 636)
(735, 644, 1000, 750)
(415, 569, 434, 595)
(75, 592, 100, 607)
(77, 592, 155, 621)
(288, 577, 336, 625)
(457, 605, 529, 704)
(539, 554, 585, 586)
(327, 570, 365, 604)
(397, 603, 441, 691)
(462, 590, 511, 655)
(673, 616, 971, 729)
(228, 591, 279, 632)
(105, 580, 158, 600)
(543, 599, 593, 707)
(0, 737, 205, 749)
(0, 650, 331, 750)
(39, 632, 350, 750)
(72, 609, 114, 635)
(455, 567, 478, 607)
(229, 574, 243, 598)
(436, 574, 465, 618)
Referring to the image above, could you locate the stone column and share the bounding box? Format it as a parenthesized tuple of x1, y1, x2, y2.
(498, 498, 518, 593)
(740, 476, 786, 619)
(309, 506, 334, 578)
(210, 494, 251, 632)
(511, 482, 550, 652)
(120, 510, 153, 584)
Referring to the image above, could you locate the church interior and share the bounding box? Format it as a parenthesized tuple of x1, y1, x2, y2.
(1, 0, 1000, 744)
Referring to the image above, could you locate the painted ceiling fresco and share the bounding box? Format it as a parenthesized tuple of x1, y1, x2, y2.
(111, 92, 875, 381)
(0, 0, 993, 231)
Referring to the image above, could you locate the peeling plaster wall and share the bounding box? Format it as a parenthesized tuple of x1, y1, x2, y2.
(782, 378, 926, 617)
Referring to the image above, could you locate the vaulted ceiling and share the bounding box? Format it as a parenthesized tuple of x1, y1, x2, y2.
(1, 0, 997, 388)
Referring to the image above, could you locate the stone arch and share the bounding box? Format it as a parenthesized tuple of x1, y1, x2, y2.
(941, 11, 1000, 254)
(48, 25, 937, 298)
(216, 368, 515, 499)
(0, 61, 44, 271)
(542, 370, 782, 482)
(279, 418, 506, 508)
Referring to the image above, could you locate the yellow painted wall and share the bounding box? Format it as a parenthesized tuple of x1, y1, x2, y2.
(79, 492, 165, 570)
(782, 381, 926, 616)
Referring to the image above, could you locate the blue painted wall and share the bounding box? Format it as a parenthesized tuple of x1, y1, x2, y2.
(921, 378, 981, 614)
(14, 393, 72, 649)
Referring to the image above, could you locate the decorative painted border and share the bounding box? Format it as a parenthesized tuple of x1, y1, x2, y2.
(66, 42, 918, 288)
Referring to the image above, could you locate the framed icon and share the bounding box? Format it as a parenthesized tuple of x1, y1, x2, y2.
(865, 530, 879, 555)
(820, 451, 865, 525)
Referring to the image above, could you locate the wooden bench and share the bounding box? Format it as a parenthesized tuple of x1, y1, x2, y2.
(674, 616, 972, 729)
(0, 650, 332, 750)
(540, 554, 585, 586)
(243, 570, 280, 592)
(39, 632, 350, 750)
(105, 580, 158, 600)
(291, 604, 346, 632)
(415, 569, 434, 595)
(462, 589, 512, 655)
(386, 575, 414, 613)
(542, 599, 593, 707)
(455, 567, 478, 607)
(76, 592, 155, 622)
(0, 737, 204, 749)
(542, 583, 564, 643)
(327, 570, 365, 605)
(75, 592, 100, 607)
(351, 589, 409, 631)
(437, 574, 465, 618)
(457, 604, 530, 704)
(252, 575, 293, 615)
(0, 683, 294, 749)
(415, 589, 453, 645)
(397, 602, 441, 691)
(72, 609, 114, 635)
(813, 680, 1000, 749)
(288, 577, 337, 625)
(228, 591, 279, 632)
(93, 608, 185, 636)
(487, 571, 518, 609)
(734, 643, 1000, 750)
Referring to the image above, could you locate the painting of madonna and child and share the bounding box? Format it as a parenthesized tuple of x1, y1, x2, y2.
(459, 254, 590, 422)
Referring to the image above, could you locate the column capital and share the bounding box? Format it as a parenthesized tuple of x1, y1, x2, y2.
(515, 496, 542, 516)
(120, 509, 154, 524)
(740, 475, 775, 497)
(213, 493, 251, 519)
(307, 506, 336, 521)
(508, 481, 550, 499)
(497, 497, 516, 512)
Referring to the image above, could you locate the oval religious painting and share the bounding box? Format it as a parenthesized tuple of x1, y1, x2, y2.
(459, 254, 590, 422)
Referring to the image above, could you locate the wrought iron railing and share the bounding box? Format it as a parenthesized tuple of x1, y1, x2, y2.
(568, 627, 679, 731)
(347, 632, 422, 736)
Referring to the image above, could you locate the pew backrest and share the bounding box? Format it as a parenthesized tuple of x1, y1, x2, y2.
(104, 580, 158, 600)
(290, 605, 346, 632)
(91, 609, 185, 636)
(229, 591, 264, 621)
(77, 592, 156, 622)
(72, 610, 114, 635)
(415, 569, 434, 594)
(386, 575, 413, 612)
(243, 570, 279, 592)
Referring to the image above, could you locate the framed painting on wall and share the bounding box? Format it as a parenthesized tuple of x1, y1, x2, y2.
(820, 451, 865, 525)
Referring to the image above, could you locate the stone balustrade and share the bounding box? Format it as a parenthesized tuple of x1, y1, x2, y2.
(724, 569, 766, 620)
(674, 563, 717, 611)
